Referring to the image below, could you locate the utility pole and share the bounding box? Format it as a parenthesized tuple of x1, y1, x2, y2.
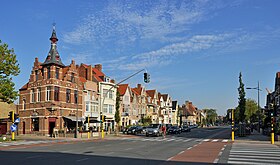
(12, 111, 15, 140)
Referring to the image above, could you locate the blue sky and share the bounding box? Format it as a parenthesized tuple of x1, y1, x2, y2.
(1, 0, 280, 115)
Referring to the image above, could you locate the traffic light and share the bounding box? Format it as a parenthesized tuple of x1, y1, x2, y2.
(14, 113, 19, 120)
(100, 115, 103, 122)
(144, 72, 150, 83)
(8, 111, 13, 120)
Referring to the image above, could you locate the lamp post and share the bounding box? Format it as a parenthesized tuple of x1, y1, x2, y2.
(74, 86, 78, 138)
(246, 81, 262, 132)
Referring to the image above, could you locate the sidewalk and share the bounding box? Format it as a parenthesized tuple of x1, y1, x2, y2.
(5, 132, 131, 142)
(235, 130, 280, 146)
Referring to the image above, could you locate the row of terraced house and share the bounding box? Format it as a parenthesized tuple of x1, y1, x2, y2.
(13, 28, 207, 136)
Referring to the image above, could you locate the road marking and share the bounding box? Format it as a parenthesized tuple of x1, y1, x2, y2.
(221, 147, 225, 151)
(203, 139, 210, 142)
(9, 147, 27, 150)
(187, 147, 192, 150)
(229, 155, 280, 160)
(124, 148, 132, 151)
(222, 139, 228, 142)
(76, 158, 89, 162)
(106, 152, 114, 155)
(26, 155, 42, 159)
(178, 151, 184, 155)
(183, 139, 191, 142)
(228, 157, 280, 163)
(167, 156, 174, 161)
(212, 139, 218, 142)
(218, 152, 222, 156)
(213, 158, 219, 163)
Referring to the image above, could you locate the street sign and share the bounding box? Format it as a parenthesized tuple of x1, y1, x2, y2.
(14, 118, 20, 124)
(10, 124, 17, 132)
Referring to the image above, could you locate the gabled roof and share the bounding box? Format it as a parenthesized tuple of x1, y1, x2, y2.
(19, 83, 28, 91)
(118, 84, 129, 96)
(131, 88, 140, 95)
(146, 90, 156, 99)
(161, 94, 168, 101)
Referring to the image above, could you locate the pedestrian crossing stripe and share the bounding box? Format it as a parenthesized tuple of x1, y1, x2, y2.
(227, 143, 280, 165)
(117, 137, 229, 143)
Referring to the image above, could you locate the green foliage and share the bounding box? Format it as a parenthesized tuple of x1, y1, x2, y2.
(238, 72, 246, 122)
(115, 91, 120, 124)
(245, 98, 258, 123)
(0, 40, 20, 104)
(204, 109, 218, 125)
(140, 116, 152, 125)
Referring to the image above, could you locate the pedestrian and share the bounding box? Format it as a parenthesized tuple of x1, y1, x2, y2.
(53, 127, 58, 138)
(162, 125, 166, 138)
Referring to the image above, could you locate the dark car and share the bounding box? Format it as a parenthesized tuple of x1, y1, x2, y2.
(182, 125, 191, 132)
(168, 126, 181, 134)
(127, 126, 143, 135)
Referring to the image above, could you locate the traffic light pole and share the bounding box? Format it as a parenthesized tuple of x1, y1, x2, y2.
(271, 104, 275, 144)
(231, 109, 234, 142)
(12, 111, 15, 140)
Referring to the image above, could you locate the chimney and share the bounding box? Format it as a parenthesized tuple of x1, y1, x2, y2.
(94, 64, 102, 71)
(88, 65, 93, 81)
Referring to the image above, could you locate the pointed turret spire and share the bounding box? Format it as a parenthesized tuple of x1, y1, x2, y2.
(42, 24, 65, 67)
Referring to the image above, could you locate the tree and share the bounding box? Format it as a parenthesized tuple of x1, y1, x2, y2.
(238, 72, 246, 123)
(204, 109, 218, 125)
(114, 91, 121, 135)
(0, 40, 20, 104)
(245, 98, 258, 123)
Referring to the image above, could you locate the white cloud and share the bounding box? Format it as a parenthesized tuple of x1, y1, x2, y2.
(62, 0, 230, 45)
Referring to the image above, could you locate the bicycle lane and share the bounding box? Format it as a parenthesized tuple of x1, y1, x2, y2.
(167, 128, 230, 163)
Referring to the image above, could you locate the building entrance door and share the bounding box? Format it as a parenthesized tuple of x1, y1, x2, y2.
(49, 122, 55, 137)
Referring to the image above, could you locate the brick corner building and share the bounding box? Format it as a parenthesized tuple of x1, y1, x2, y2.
(18, 27, 83, 136)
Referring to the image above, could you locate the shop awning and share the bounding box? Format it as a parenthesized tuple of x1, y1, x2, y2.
(63, 116, 83, 122)
(84, 117, 101, 123)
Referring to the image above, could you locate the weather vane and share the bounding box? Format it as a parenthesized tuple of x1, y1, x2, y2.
(52, 22, 56, 30)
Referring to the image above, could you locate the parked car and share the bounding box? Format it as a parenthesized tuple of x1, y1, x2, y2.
(146, 124, 162, 137)
(127, 126, 143, 135)
(182, 125, 191, 132)
(168, 126, 181, 134)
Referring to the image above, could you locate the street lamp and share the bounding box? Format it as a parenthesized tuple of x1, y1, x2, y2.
(246, 81, 262, 132)
(74, 85, 78, 138)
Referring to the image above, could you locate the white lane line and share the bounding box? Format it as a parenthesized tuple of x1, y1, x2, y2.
(183, 139, 191, 142)
(228, 157, 280, 163)
(227, 161, 261, 165)
(106, 152, 115, 155)
(222, 139, 228, 142)
(218, 152, 222, 156)
(26, 155, 42, 159)
(187, 147, 192, 150)
(9, 147, 27, 150)
(76, 158, 89, 162)
(213, 158, 219, 163)
(230, 150, 280, 154)
(167, 156, 174, 161)
(229, 155, 280, 160)
(166, 139, 175, 142)
(124, 148, 132, 151)
(221, 147, 225, 151)
(178, 151, 184, 155)
(212, 139, 219, 142)
(203, 139, 210, 142)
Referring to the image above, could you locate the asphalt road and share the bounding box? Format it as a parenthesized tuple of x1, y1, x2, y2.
(0, 126, 231, 165)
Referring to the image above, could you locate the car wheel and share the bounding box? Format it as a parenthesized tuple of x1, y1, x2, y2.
(146, 134, 149, 137)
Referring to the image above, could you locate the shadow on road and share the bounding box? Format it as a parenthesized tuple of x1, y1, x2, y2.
(0, 150, 220, 165)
